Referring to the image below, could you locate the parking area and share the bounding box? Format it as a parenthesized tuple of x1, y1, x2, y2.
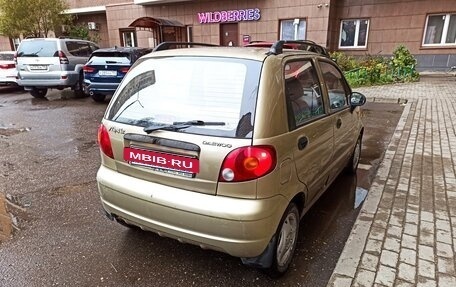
(0, 84, 407, 286)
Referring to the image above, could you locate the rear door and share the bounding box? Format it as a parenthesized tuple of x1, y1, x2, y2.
(285, 58, 333, 202)
(318, 59, 358, 179)
(16, 39, 61, 80)
(104, 56, 262, 196)
(85, 51, 132, 84)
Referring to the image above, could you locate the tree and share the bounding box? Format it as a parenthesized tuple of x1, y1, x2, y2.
(0, 0, 69, 38)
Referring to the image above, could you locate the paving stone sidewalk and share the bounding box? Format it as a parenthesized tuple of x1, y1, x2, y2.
(328, 76, 456, 287)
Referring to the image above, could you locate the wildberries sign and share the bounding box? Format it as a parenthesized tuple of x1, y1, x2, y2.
(198, 8, 261, 24)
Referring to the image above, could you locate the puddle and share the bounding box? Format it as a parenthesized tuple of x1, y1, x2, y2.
(0, 126, 31, 136)
(354, 187, 368, 209)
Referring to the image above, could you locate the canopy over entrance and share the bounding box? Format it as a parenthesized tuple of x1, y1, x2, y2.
(129, 17, 186, 47)
(129, 17, 185, 29)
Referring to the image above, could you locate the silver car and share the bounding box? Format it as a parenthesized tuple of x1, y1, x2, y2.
(16, 38, 99, 98)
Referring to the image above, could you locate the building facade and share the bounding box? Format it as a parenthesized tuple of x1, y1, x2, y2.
(1, 0, 455, 71)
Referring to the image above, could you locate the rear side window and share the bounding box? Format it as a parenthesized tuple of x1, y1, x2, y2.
(284, 60, 325, 129)
(17, 40, 57, 57)
(90, 52, 132, 63)
(66, 41, 91, 57)
(107, 56, 262, 138)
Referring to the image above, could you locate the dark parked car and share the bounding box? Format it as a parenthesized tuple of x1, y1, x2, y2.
(83, 47, 151, 102)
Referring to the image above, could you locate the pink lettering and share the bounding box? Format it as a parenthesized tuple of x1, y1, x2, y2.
(221, 11, 228, 22)
(238, 10, 246, 21)
(197, 12, 210, 24)
(213, 12, 221, 22)
(233, 10, 240, 21)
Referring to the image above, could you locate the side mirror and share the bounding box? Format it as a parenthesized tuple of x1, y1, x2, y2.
(350, 92, 366, 107)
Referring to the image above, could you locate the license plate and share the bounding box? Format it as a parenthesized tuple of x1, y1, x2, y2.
(29, 65, 47, 70)
(124, 147, 199, 174)
(99, 70, 117, 76)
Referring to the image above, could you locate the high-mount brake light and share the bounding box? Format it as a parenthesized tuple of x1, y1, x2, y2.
(219, 146, 276, 182)
(97, 124, 114, 158)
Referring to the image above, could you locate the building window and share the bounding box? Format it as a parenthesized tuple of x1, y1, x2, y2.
(120, 29, 137, 47)
(423, 14, 456, 46)
(280, 19, 306, 40)
(187, 26, 193, 42)
(339, 19, 369, 48)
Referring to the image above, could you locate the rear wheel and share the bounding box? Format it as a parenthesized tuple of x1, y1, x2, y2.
(265, 202, 300, 278)
(30, 88, 48, 98)
(346, 136, 362, 174)
(73, 72, 85, 97)
(91, 93, 106, 102)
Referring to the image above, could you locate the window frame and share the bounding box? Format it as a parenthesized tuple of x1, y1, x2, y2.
(279, 18, 307, 41)
(422, 13, 456, 47)
(284, 58, 326, 130)
(317, 59, 352, 112)
(119, 28, 138, 47)
(338, 19, 370, 49)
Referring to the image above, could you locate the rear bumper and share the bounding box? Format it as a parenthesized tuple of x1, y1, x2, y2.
(17, 73, 79, 88)
(96, 165, 288, 258)
(83, 80, 119, 95)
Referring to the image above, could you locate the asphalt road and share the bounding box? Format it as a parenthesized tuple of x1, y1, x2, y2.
(0, 87, 403, 287)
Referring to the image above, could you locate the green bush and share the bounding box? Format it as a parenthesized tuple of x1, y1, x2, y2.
(334, 45, 419, 87)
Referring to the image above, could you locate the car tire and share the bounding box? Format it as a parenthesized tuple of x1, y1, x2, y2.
(91, 93, 106, 103)
(346, 136, 362, 174)
(73, 72, 85, 98)
(30, 88, 48, 98)
(265, 202, 300, 278)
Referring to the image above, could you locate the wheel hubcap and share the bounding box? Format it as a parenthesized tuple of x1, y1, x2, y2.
(276, 212, 298, 266)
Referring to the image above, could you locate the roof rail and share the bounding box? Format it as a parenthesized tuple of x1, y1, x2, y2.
(152, 42, 218, 52)
(267, 40, 330, 57)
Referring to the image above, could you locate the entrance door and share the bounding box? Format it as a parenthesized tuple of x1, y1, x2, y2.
(220, 23, 238, 46)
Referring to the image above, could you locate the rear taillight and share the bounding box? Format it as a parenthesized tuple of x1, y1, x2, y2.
(58, 50, 69, 64)
(83, 65, 96, 73)
(0, 63, 15, 69)
(120, 67, 130, 73)
(97, 124, 114, 159)
(219, 146, 276, 182)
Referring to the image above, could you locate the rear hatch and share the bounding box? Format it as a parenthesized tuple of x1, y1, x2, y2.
(84, 51, 132, 84)
(16, 39, 62, 79)
(103, 55, 263, 195)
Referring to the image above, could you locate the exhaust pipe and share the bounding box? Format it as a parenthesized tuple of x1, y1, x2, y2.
(89, 91, 94, 96)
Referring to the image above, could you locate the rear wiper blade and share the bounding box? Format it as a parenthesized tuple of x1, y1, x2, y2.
(172, 120, 225, 126)
(143, 124, 190, 134)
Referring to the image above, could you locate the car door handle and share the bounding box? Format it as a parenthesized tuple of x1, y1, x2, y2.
(298, 136, 308, 150)
(336, 118, 342, 129)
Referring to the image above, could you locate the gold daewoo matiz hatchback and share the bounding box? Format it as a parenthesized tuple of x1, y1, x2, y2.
(96, 40, 366, 277)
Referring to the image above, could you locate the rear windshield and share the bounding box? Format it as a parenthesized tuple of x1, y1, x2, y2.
(17, 40, 58, 57)
(107, 56, 262, 138)
(0, 54, 14, 61)
(89, 52, 132, 64)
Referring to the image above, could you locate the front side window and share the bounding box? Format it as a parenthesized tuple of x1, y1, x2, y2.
(423, 14, 456, 46)
(284, 60, 324, 129)
(319, 61, 350, 110)
(339, 19, 369, 48)
(280, 19, 307, 40)
(107, 57, 262, 138)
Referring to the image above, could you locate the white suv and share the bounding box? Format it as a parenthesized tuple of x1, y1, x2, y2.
(16, 38, 99, 98)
